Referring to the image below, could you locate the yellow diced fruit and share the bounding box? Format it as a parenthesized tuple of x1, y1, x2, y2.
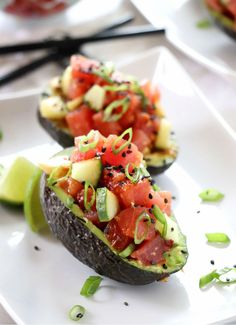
(61, 66, 72, 96)
(40, 96, 66, 119)
(66, 97, 83, 111)
(155, 118, 172, 150)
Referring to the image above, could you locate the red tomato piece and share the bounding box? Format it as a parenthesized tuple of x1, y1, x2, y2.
(84, 210, 106, 230)
(132, 129, 151, 152)
(104, 218, 133, 251)
(131, 234, 173, 266)
(66, 105, 93, 137)
(116, 179, 164, 209)
(67, 79, 91, 100)
(70, 55, 99, 82)
(92, 112, 122, 137)
(101, 134, 143, 168)
(158, 191, 172, 216)
(119, 94, 141, 129)
(116, 207, 156, 241)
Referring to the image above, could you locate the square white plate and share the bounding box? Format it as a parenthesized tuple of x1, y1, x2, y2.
(132, 0, 236, 81)
(1, 47, 236, 325)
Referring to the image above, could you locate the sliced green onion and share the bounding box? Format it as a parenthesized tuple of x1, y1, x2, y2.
(153, 205, 167, 237)
(152, 183, 160, 192)
(104, 84, 129, 92)
(205, 233, 230, 244)
(199, 188, 224, 202)
(80, 276, 103, 297)
(112, 128, 133, 155)
(78, 131, 99, 153)
(68, 305, 86, 321)
(84, 181, 95, 211)
(199, 270, 218, 288)
(0, 129, 3, 141)
(125, 163, 140, 183)
(134, 212, 151, 245)
(119, 243, 135, 258)
(199, 267, 236, 289)
(103, 97, 130, 122)
(93, 63, 114, 83)
(196, 19, 212, 29)
(47, 165, 71, 187)
(139, 166, 150, 178)
(66, 196, 74, 209)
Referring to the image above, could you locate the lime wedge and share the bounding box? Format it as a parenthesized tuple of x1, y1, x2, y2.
(0, 157, 36, 204)
(23, 168, 48, 232)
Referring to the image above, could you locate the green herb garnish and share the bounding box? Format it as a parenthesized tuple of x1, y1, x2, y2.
(69, 305, 86, 321)
(134, 212, 151, 244)
(199, 267, 236, 289)
(119, 243, 135, 258)
(153, 205, 167, 237)
(78, 130, 99, 153)
(196, 19, 212, 29)
(103, 97, 130, 122)
(205, 233, 230, 244)
(80, 276, 103, 297)
(125, 163, 140, 183)
(112, 128, 133, 155)
(199, 188, 224, 202)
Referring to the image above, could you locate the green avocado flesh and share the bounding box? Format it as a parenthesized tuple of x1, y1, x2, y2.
(40, 149, 188, 285)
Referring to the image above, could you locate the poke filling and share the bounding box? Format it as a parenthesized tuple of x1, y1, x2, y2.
(39, 55, 177, 164)
(41, 130, 187, 271)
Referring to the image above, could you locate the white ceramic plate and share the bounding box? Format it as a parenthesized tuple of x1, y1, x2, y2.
(132, 0, 236, 80)
(1, 47, 236, 325)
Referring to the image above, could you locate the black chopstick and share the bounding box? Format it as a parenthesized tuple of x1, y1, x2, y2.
(0, 25, 164, 55)
(0, 52, 59, 86)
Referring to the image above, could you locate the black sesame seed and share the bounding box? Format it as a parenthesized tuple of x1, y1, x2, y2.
(226, 278, 230, 282)
(233, 265, 236, 268)
(34, 246, 40, 251)
(128, 144, 131, 149)
(151, 204, 154, 209)
(101, 147, 106, 153)
(119, 165, 123, 169)
(172, 196, 176, 200)
(149, 193, 153, 199)
(171, 227, 174, 232)
(148, 208, 152, 214)
(126, 150, 132, 154)
(122, 152, 126, 158)
(197, 210, 201, 214)
(124, 302, 129, 306)
(150, 179, 155, 185)
(162, 264, 168, 269)
(76, 313, 83, 319)
(210, 260, 215, 265)
(181, 250, 187, 254)
(108, 172, 113, 177)
(164, 198, 168, 204)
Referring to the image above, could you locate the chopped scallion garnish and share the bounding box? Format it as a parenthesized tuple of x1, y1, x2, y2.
(153, 184, 160, 192)
(78, 131, 99, 153)
(47, 165, 71, 186)
(205, 233, 230, 244)
(112, 128, 133, 155)
(125, 163, 140, 183)
(199, 188, 224, 202)
(103, 97, 130, 122)
(84, 181, 95, 211)
(199, 267, 236, 289)
(153, 205, 167, 237)
(104, 84, 129, 92)
(68, 305, 86, 321)
(80, 276, 103, 297)
(134, 212, 151, 245)
(119, 243, 135, 258)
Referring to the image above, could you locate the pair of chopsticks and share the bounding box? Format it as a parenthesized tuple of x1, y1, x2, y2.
(0, 15, 165, 87)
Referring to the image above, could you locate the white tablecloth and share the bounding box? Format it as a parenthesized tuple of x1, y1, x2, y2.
(0, 1, 235, 324)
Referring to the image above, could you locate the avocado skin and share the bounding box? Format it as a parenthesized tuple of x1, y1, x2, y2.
(40, 175, 169, 285)
(37, 109, 73, 148)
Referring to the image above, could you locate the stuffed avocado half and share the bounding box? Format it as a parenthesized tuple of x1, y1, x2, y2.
(204, 0, 236, 40)
(38, 55, 177, 174)
(40, 129, 187, 285)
